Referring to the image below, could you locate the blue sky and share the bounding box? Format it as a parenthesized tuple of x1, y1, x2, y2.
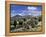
(10, 4, 42, 17)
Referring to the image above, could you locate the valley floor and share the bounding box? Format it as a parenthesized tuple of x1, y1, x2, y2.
(11, 22, 42, 32)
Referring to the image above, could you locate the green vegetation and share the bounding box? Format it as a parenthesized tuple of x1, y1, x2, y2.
(38, 16, 42, 21)
(10, 15, 42, 32)
(14, 20, 17, 27)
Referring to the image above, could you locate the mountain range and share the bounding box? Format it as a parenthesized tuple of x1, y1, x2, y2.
(11, 15, 32, 21)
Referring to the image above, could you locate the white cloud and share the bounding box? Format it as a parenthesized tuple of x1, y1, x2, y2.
(11, 14, 15, 17)
(28, 13, 31, 15)
(27, 6, 37, 10)
(18, 14, 22, 15)
(31, 11, 41, 16)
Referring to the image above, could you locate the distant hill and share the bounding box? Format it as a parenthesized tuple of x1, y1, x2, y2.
(11, 15, 32, 21)
(11, 15, 41, 21)
(11, 15, 22, 21)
